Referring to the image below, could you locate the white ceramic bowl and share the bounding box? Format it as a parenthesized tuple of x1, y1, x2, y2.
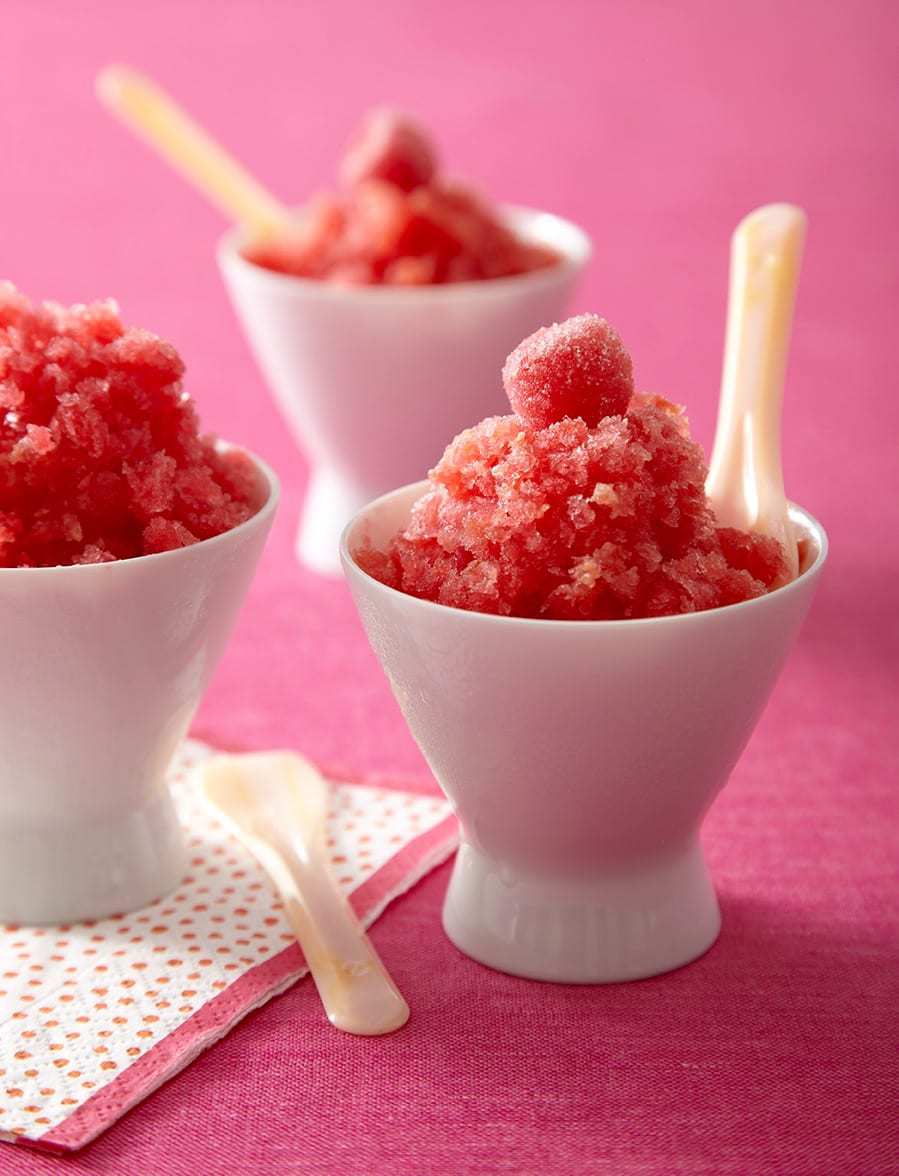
(341, 482, 828, 984)
(0, 451, 279, 925)
(218, 207, 591, 574)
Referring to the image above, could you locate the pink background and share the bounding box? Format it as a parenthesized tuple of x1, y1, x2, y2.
(1, 1, 897, 1172)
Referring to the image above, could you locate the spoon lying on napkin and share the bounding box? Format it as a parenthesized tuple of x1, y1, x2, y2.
(203, 752, 410, 1036)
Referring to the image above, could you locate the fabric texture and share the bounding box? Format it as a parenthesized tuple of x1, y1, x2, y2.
(0, 741, 456, 1152)
(0, 0, 896, 1171)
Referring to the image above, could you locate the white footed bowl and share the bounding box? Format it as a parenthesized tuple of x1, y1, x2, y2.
(341, 482, 828, 984)
(218, 207, 591, 574)
(0, 452, 279, 925)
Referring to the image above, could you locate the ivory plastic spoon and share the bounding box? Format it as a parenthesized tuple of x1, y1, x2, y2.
(706, 203, 806, 583)
(96, 66, 291, 243)
(202, 752, 410, 1036)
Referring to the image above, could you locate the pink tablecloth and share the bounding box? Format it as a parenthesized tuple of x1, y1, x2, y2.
(1, 1, 896, 1172)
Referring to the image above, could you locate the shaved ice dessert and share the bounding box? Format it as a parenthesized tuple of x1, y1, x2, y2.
(357, 314, 787, 619)
(245, 108, 558, 286)
(0, 283, 261, 568)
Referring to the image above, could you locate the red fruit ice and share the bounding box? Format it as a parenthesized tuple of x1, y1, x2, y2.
(340, 107, 437, 193)
(247, 195, 345, 279)
(242, 109, 559, 286)
(503, 314, 634, 428)
(356, 316, 787, 620)
(0, 284, 261, 568)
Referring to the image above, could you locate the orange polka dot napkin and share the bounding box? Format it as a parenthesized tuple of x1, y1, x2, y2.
(0, 739, 457, 1152)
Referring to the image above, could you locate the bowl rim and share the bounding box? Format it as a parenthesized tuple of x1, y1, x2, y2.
(217, 204, 593, 302)
(0, 444, 280, 577)
(340, 479, 829, 631)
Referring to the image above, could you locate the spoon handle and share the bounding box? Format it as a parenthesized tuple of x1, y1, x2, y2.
(97, 66, 289, 240)
(706, 203, 806, 579)
(269, 838, 410, 1036)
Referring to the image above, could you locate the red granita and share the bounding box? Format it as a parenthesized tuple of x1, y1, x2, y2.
(244, 109, 559, 286)
(340, 107, 437, 193)
(357, 316, 787, 620)
(0, 283, 261, 568)
(503, 314, 634, 427)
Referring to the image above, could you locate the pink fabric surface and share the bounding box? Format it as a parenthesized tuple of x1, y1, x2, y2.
(1, 1, 896, 1172)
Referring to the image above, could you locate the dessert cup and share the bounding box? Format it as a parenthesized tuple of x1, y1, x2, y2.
(218, 207, 591, 574)
(341, 482, 827, 984)
(0, 450, 279, 925)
